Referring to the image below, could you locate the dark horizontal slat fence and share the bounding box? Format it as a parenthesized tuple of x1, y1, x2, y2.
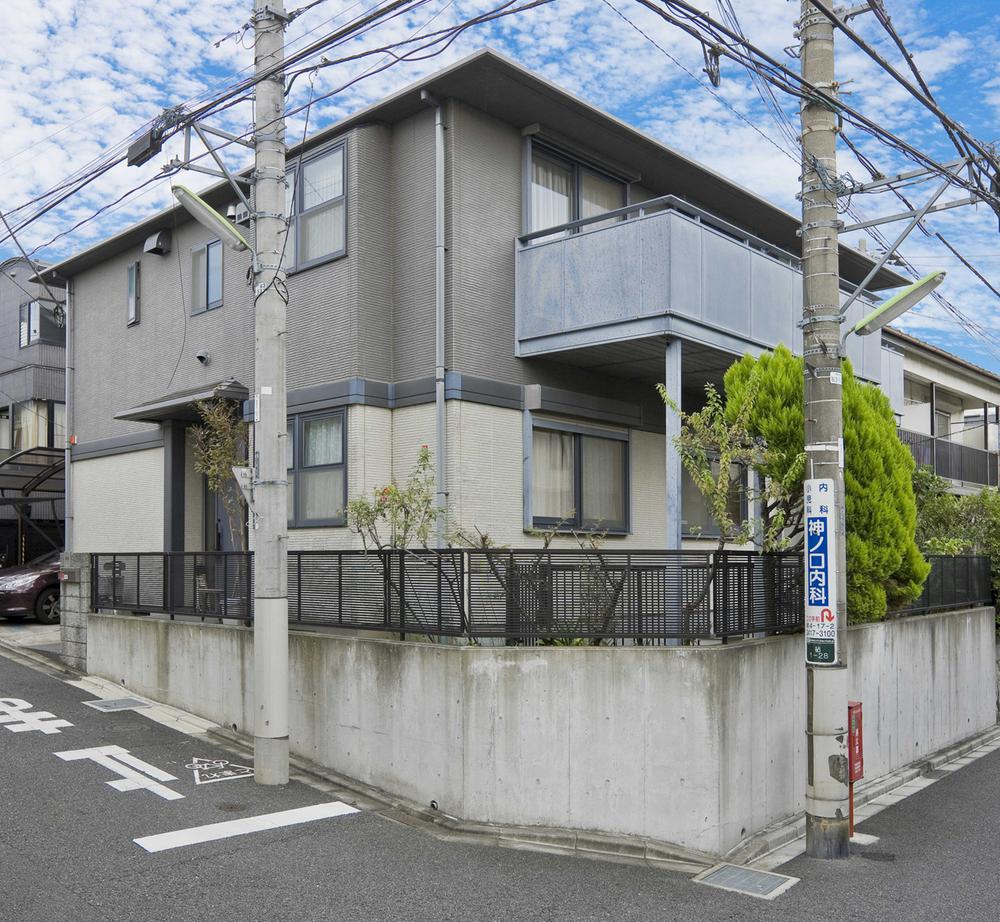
(91, 549, 991, 640)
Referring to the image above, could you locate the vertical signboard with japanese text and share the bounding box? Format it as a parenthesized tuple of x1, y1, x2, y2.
(804, 477, 838, 665)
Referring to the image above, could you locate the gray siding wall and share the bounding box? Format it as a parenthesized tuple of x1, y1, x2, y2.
(391, 109, 436, 381)
(72, 214, 254, 443)
(446, 102, 669, 408)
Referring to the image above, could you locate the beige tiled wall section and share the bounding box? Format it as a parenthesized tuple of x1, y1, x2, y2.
(72, 448, 164, 553)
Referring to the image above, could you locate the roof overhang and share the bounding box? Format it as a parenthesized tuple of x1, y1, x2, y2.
(36, 49, 906, 292)
(115, 379, 248, 423)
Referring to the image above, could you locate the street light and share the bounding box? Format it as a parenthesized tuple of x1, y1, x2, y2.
(171, 185, 250, 252)
(850, 271, 946, 337)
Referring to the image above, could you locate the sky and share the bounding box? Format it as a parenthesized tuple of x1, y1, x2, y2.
(1, 0, 998, 370)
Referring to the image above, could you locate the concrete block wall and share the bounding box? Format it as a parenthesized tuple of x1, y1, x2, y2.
(59, 552, 91, 671)
(87, 605, 997, 857)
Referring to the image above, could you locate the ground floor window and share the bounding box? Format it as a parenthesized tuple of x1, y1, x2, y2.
(287, 409, 347, 527)
(681, 462, 747, 537)
(531, 422, 628, 532)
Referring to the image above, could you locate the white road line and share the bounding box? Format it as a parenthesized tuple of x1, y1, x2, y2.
(134, 801, 360, 853)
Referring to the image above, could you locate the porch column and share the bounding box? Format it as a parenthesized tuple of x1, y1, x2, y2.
(162, 420, 186, 552)
(664, 338, 683, 550)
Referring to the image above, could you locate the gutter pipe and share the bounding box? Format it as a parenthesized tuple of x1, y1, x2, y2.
(422, 90, 447, 548)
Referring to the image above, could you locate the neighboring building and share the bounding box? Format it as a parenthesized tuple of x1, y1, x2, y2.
(43, 50, 911, 559)
(882, 327, 1000, 494)
(0, 258, 66, 564)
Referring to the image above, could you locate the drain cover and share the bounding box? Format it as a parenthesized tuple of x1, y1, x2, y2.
(693, 863, 799, 900)
(83, 697, 151, 713)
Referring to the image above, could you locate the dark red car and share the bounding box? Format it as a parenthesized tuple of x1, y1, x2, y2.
(0, 551, 60, 624)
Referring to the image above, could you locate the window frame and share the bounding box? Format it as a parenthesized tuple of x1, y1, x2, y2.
(190, 239, 223, 315)
(286, 408, 348, 528)
(283, 141, 348, 274)
(529, 419, 630, 535)
(126, 260, 141, 326)
(18, 300, 64, 348)
(527, 140, 628, 236)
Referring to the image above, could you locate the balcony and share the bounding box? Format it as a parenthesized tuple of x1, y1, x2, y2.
(515, 195, 884, 383)
(898, 428, 999, 487)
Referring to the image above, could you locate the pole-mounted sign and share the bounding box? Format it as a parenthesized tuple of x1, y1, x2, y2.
(804, 477, 838, 665)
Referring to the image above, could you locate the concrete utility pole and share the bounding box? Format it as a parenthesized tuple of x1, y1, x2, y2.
(799, 0, 850, 858)
(251, 0, 290, 785)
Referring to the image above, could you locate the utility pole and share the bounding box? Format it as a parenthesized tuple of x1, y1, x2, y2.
(251, 0, 290, 785)
(799, 0, 850, 858)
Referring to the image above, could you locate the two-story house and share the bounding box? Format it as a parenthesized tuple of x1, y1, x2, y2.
(0, 258, 66, 565)
(44, 50, 914, 561)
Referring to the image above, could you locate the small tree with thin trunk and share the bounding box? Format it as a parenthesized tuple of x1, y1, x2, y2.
(190, 399, 248, 552)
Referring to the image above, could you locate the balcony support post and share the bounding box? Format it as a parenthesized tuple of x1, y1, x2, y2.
(664, 338, 682, 552)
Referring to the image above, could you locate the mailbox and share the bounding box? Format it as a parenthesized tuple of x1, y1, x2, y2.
(848, 700, 864, 783)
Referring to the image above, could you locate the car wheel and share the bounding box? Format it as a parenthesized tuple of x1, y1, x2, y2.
(35, 587, 60, 625)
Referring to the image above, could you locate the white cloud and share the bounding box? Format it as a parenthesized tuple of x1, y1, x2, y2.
(1, 0, 998, 369)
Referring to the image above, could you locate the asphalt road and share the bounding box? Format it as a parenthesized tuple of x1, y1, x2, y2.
(1, 643, 998, 922)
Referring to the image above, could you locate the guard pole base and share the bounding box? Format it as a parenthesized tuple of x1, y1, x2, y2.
(254, 735, 290, 786)
(805, 812, 850, 859)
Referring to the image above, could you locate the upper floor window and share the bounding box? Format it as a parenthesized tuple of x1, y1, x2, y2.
(287, 409, 347, 527)
(127, 261, 141, 326)
(19, 300, 64, 348)
(282, 143, 346, 272)
(191, 240, 223, 314)
(529, 145, 626, 235)
(531, 422, 628, 533)
(12, 399, 65, 451)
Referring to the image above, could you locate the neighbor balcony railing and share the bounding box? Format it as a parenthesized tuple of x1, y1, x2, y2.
(898, 428, 999, 487)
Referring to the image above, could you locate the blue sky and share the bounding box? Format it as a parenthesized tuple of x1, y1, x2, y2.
(1, 0, 998, 370)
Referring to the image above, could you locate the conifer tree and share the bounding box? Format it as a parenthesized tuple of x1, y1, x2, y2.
(722, 347, 928, 621)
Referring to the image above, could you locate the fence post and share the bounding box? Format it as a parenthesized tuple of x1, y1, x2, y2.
(338, 553, 343, 625)
(111, 554, 117, 610)
(399, 551, 406, 640)
(297, 552, 302, 623)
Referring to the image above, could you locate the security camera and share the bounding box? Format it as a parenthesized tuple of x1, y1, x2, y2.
(196, 350, 211, 366)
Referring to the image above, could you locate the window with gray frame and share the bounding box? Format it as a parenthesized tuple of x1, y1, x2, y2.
(529, 143, 627, 235)
(287, 409, 347, 527)
(281, 143, 346, 272)
(681, 462, 748, 538)
(18, 300, 65, 348)
(127, 261, 141, 326)
(191, 239, 223, 313)
(531, 423, 628, 532)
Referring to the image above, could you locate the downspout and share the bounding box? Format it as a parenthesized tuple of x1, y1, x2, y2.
(421, 90, 447, 547)
(63, 278, 73, 554)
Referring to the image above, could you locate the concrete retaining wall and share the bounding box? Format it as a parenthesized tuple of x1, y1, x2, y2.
(87, 607, 997, 856)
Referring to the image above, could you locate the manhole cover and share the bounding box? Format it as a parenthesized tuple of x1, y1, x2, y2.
(83, 697, 151, 713)
(693, 864, 799, 900)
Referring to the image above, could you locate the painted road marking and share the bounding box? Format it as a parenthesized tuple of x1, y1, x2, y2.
(186, 757, 254, 785)
(55, 745, 184, 801)
(0, 698, 72, 734)
(134, 802, 360, 853)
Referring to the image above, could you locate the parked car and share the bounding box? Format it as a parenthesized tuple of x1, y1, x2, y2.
(0, 551, 60, 624)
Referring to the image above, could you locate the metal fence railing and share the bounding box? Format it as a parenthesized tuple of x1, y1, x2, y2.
(90, 549, 993, 641)
(892, 555, 993, 616)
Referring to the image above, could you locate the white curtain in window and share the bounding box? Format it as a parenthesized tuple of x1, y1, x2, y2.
(53, 403, 66, 445)
(13, 401, 46, 451)
(580, 169, 624, 220)
(530, 153, 572, 234)
(300, 200, 345, 263)
(301, 468, 345, 521)
(533, 429, 575, 520)
(581, 436, 625, 529)
(207, 242, 223, 305)
(303, 415, 342, 466)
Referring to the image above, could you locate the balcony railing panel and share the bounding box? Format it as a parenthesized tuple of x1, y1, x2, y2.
(515, 195, 884, 385)
(899, 428, 999, 486)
